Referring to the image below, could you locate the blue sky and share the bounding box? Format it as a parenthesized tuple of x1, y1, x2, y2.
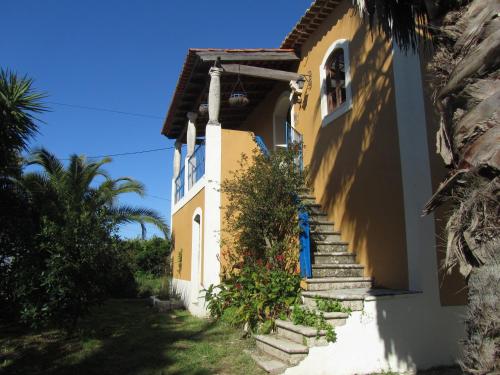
(2, 0, 309, 238)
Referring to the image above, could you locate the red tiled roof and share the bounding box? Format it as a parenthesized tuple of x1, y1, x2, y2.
(161, 49, 298, 137)
(281, 0, 341, 50)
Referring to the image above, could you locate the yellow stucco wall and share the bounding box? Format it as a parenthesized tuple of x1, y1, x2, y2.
(242, 82, 290, 150)
(171, 188, 205, 281)
(169, 0, 465, 305)
(293, 2, 408, 290)
(219, 128, 257, 274)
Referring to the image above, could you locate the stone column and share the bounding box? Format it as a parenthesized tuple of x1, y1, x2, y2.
(173, 140, 182, 178)
(186, 112, 198, 157)
(208, 67, 223, 125)
(203, 66, 223, 289)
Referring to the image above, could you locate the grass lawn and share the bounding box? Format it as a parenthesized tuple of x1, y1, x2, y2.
(0, 299, 265, 375)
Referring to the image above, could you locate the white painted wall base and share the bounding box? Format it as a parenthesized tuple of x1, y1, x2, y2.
(171, 278, 208, 318)
(285, 293, 465, 375)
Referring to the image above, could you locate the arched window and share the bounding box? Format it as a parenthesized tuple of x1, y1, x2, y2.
(320, 39, 352, 126)
(325, 48, 346, 111)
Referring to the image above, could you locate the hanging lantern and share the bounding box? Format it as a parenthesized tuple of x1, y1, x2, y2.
(228, 69, 249, 107)
(198, 103, 208, 115)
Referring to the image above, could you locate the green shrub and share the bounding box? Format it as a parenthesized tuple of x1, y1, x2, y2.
(205, 265, 301, 330)
(220, 147, 307, 275)
(290, 305, 337, 343)
(314, 296, 352, 314)
(116, 237, 171, 277)
(133, 272, 172, 300)
(15, 209, 118, 331)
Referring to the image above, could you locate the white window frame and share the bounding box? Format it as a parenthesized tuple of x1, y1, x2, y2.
(319, 39, 352, 127)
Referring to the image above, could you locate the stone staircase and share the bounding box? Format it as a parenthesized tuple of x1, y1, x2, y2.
(249, 190, 375, 374)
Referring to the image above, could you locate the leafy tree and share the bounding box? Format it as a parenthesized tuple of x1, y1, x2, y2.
(5, 149, 169, 330)
(16, 209, 118, 330)
(205, 147, 306, 332)
(354, 1, 499, 372)
(129, 236, 171, 276)
(221, 148, 306, 274)
(0, 69, 46, 318)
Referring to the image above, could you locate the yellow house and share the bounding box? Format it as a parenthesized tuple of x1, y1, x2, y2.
(161, 1, 466, 373)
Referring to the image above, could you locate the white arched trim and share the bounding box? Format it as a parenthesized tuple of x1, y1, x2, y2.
(273, 91, 293, 149)
(319, 38, 353, 127)
(190, 207, 203, 304)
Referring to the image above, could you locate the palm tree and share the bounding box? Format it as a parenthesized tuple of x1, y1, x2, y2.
(23, 148, 169, 239)
(353, 1, 499, 373)
(0, 69, 46, 177)
(0, 70, 46, 316)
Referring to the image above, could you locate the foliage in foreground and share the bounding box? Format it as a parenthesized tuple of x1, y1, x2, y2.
(290, 305, 336, 343)
(118, 236, 171, 277)
(206, 147, 307, 331)
(1, 145, 170, 331)
(0, 299, 264, 375)
(205, 265, 301, 331)
(220, 148, 307, 275)
(288, 297, 353, 344)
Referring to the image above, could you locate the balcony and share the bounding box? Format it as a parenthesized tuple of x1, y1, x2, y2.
(188, 143, 205, 190)
(174, 165, 185, 203)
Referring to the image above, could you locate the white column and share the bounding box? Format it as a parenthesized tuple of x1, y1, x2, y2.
(173, 140, 182, 178)
(186, 112, 198, 157)
(203, 67, 223, 288)
(208, 67, 222, 124)
(392, 43, 438, 296)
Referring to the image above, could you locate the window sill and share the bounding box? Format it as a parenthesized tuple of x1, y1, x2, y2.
(321, 100, 352, 127)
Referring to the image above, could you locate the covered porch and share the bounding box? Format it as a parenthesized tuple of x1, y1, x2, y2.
(162, 48, 306, 206)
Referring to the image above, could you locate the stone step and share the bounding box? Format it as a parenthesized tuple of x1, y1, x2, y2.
(302, 288, 380, 311)
(302, 294, 364, 311)
(313, 241, 349, 253)
(309, 212, 328, 221)
(301, 203, 325, 215)
(303, 277, 373, 291)
(309, 221, 335, 232)
(312, 252, 356, 265)
(322, 311, 350, 324)
(275, 319, 329, 347)
(245, 349, 288, 374)
(312, 264, 364, 278)
(255, 335, 308, 365)
(310, 231, 342, 243)
(299, 195, 316, 205)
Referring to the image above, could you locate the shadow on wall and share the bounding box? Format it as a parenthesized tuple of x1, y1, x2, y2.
(305, 18, 407, 291)
(300, 8, 464, 370)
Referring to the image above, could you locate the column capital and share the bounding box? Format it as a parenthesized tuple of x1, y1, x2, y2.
(209, 67, 223, 77)
(187, 111, 198, 122)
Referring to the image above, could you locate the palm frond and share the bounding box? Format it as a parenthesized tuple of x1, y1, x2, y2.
(353, 0, 429, 51)
(0, 69, 47, 176)
(27, 148, 64, 179)
(109, 205, 169, 238)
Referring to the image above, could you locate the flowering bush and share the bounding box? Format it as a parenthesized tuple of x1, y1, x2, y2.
(205, 147, 307, 332)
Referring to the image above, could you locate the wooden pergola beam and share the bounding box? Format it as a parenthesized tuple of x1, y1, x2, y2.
(221, 64, 304, 83)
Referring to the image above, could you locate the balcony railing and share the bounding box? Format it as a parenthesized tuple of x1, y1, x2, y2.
(188, 143, 205, 189)
(285, 122, 304, 171)
(174, 164, 185, 203)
